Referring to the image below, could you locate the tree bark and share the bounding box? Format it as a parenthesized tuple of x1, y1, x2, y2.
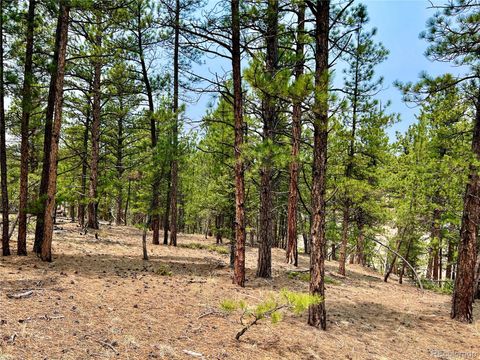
(33, 4, 63, 254)
(87, 15, 102, 230)
(124, 178, 131, 226)
(79, 104, 90, 227)
(308, 0, 330, 331)
(17, 0, 36, 256)
(215, 214, 223, 244)
(256, 0, 279, 279)
(232, 0, 246, 287)
(164, 166, 171, 245)
(40, 3, 70, 262)
(137, 6, 160, 244)
(474, 253, 480, 300)
(451, 92, 480, 323)
(0, 0, 9, 256)
(431, 208, 441, 281)
(338, 205, 349, 275)
(286, 2, 305, 267)
(446, 235, 453, 279)
(399, 235, 413, 285)
(355, 221, 365, 266)
(169, 0, 180, 247)
(115, 109, 124, 225)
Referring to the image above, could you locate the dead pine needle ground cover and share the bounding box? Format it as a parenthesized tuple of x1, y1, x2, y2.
(0, 222, 479, 359)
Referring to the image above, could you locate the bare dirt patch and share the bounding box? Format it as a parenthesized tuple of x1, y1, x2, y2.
(1, 221, 479, 359)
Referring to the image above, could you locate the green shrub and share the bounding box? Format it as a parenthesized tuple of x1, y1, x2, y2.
(155, 265, 172, 276)
(220, 299, 238, 313)
(422, 279, 453, 295)
(179, 242, 229, 255)
(207, 244, 229, 255)
(287, 271, 339, 285)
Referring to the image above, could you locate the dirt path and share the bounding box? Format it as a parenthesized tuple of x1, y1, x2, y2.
(1, 221, 479, 359)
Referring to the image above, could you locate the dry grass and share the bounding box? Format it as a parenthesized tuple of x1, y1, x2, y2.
(0, 220, 479, 359)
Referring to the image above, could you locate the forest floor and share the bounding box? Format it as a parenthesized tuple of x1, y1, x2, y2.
(1, 220, 479, 360)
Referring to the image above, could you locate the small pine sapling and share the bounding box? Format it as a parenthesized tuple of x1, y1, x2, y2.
(220, 289, 322, 340)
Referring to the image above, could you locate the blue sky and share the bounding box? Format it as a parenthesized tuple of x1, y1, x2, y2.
(363, 0, 464, 138)
(186, 0, 465, 139)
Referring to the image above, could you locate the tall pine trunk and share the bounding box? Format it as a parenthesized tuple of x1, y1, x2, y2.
(163, 165, 171, 244)
(308, 0, 330, 331)
(17, 0, 36, 256)
(34, 6, 62, 253)
(451, 92, 480, 323)
(137, 6, 160, 244)
(40, 2, 70, 261)
(286, 2, 305, 267)
(115, 107, 124, 225)
(338, 32, 360, 275)
(169, 0, 180, 247)
(232, 0, 246, 287)
(78, 104, 90, 227)
(431, 208, 441, 281)
(87, 17, 102, 230)
(0, 0, 9, 256)
(355, 221, 365, 265)
(338, 205, 349, 275)
(446, 235, 453, 279)
(257, 0, 278, 279)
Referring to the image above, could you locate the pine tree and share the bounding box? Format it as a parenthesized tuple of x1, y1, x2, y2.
(420, 0, 479, 323)
(0, 0, 9, 256)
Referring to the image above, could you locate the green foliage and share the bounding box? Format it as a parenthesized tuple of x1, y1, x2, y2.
(280, 289, 322, 315)
(287, 271, 311, 282)
(219, 289, 322, 338)
(286, 271, 339, 285)
(220, 299, 238, 313)
(178, 242, 229, 255)
(155, 265, 172, 276)
(422, 279, 454, 295)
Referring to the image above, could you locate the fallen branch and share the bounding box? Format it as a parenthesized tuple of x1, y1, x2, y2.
(7, 290, 33, 299)
(183, 349, 204, 358)
(7, 333, 17, 344)
(39, 314, 64, 321)
(368, 236, 423, 290)
(97, 340, 119, 355)
(197, 310, 223, 319)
